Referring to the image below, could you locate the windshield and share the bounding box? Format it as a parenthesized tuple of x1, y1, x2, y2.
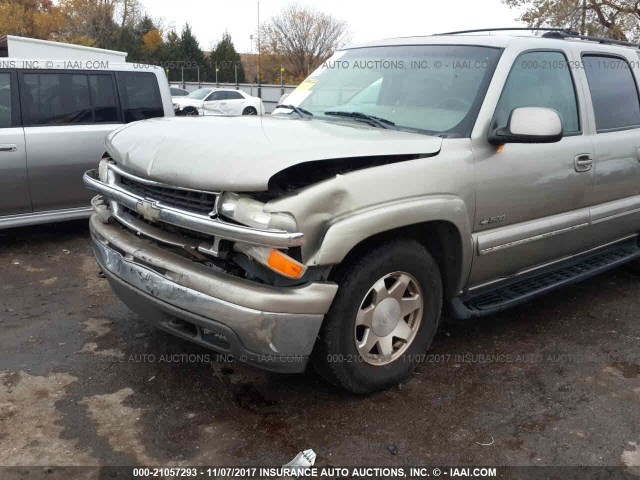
(188, 89, 212, 100)
(284, 45, 502, 136)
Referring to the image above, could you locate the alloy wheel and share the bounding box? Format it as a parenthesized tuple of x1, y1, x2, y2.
(354, 271, 424, 366)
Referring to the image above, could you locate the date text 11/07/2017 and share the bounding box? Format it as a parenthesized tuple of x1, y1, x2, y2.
(131, 466, 499, 478)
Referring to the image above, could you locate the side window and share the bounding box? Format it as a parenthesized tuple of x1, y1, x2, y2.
(494, 51, 580, 134)
(583, 55, 640, 132)
(115, 72, 163, 122)
(21, 73, 93, 126)
(207, 91, 224, 101)
(89, 74, 119, 123)
(0, 73, 11, 128)
(225, 91, 243, 100)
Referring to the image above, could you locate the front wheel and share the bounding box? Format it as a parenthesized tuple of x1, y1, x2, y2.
(242, 106, 257, 115)
(312, 239, 442, 393)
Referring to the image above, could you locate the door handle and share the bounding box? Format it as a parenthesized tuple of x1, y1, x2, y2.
(575, 153, 593, 172)
(0, 144, 17, 152)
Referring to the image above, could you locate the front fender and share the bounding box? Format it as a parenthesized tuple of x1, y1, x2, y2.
(308, 195, 473, 292)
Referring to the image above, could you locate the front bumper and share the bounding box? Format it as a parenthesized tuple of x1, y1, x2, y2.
(89, 215, 338, 373)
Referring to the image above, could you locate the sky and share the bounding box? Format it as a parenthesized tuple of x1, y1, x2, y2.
(142, 0, 526, 53)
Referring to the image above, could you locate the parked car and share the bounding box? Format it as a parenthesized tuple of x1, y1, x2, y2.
(170, 86, 189, 99)
(173, 87, 264, 116)
(0, 35, 174, 229)
(85, 30, 640, 393)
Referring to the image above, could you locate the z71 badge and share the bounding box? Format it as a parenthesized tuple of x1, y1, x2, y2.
(479, 214, 506, 226)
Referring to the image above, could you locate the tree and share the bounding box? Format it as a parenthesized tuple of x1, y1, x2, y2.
(160, 29, 182, 81)
(259, 4, 350, 80)
(502, 0, 640, 41)
(142, 28, 163, 56)
(179, 23, 208, 81)
(58, 0, 118, 48)
(0, 0, 67, 39)
(210, 31, 245, 83)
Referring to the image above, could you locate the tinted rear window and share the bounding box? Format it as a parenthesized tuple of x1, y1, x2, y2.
(583, 55, 640, 131)
(116, 72, 163, 122)
(224, 91, 244, 100)
(21, 73, 93, 125)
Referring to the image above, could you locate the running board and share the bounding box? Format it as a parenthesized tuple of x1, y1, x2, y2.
(449, 238, 640, 320)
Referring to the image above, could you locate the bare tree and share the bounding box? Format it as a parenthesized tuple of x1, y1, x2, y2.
(503, 0, 640, 41)
(259, 4, 350, 79)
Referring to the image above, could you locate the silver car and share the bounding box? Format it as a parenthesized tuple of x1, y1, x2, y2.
(86, 29, 640, 392)
(0, 56, 173, 229)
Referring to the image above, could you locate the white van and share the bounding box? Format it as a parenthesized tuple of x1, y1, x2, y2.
(0, 35, 174, 228)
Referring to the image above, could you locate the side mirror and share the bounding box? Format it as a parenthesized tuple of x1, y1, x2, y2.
(489, 107, 563, 145)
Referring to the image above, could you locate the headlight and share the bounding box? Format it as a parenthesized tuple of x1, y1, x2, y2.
(218, 192, 298, 232)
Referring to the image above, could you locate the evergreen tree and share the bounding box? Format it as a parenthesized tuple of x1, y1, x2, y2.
(179, 23, 207, 82)
(161, 29, 183, 82)
(115, 15, 155, 61)
(210, 31, 245, 83)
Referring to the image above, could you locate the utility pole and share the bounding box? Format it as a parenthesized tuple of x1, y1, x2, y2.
(257, 0, 261, 98)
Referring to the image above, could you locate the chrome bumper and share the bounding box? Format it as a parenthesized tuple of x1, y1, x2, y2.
(83, 168, 304, 249)
(89, 215, 338, 372)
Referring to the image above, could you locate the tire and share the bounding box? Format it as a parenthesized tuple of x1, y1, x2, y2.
(184, 107, 199, 116)
(242, 106, 257, 115)
(312, 239, 443, 394)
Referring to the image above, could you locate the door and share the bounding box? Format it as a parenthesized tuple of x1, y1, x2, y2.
(223, 90, 246, 114)
(20, 71, 122, 211)
(579, 53, 640, 248)
(202, 90, 227, 115)
(469, 50, 594, 287)
(0, 70, 30, 216)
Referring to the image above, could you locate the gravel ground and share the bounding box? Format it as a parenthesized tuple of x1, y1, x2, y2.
(0, 220, 639, 476)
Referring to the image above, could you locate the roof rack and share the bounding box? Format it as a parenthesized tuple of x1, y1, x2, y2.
(541, 30, 639, 48)
(436, 27, 577, 36)
(435, 27, 640, 48)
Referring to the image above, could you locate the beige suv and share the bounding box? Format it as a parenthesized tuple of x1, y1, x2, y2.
(85, 29, 640, 393)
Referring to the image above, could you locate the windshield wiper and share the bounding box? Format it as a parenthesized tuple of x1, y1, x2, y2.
(275, 104, 313, 118)
(324, 111, 396, 129)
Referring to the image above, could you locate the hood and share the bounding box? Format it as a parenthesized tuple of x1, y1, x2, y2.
(173, 97, 202, 108)
(105, 116, 443, 191)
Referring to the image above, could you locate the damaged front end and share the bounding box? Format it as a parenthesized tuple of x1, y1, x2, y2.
(83, 158, 338, 372)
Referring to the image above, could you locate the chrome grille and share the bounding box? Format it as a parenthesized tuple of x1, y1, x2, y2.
(119, 175, 218, 215)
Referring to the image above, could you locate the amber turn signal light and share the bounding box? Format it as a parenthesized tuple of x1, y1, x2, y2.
(267, 249, 306, 279)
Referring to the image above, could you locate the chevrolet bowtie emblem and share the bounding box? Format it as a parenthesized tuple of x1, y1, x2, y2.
(136, 200, 161, 221)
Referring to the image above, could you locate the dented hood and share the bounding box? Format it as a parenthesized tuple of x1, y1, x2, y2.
(105, 115, 443, 191)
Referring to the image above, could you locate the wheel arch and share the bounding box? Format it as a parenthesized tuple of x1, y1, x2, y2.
(309, 197, 473, 299)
